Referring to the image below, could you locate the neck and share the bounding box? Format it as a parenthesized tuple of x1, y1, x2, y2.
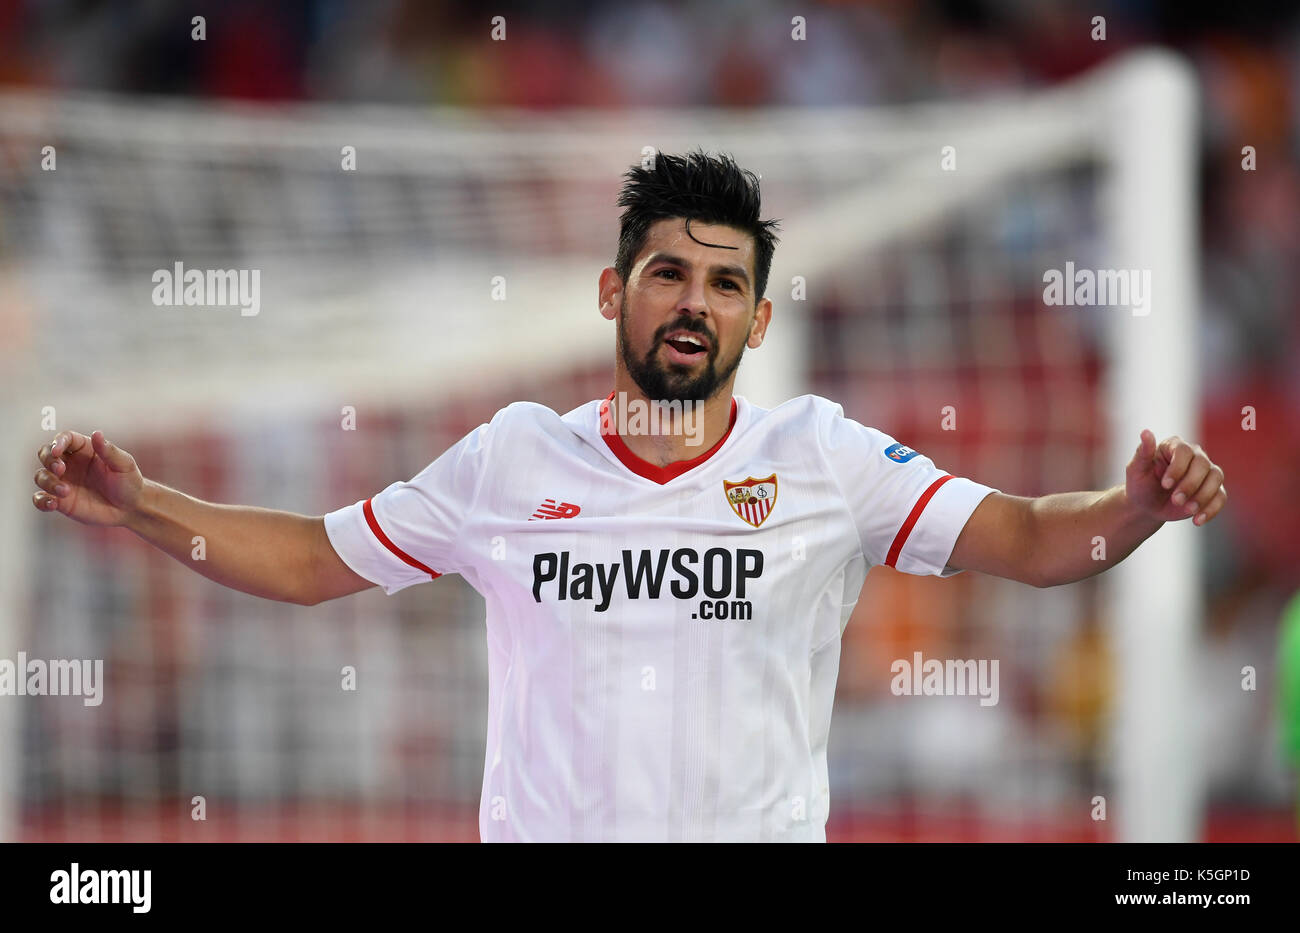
(606, 373, 735, 468)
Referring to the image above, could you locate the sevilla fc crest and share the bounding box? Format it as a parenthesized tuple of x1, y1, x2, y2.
(724, 474, 778, 528)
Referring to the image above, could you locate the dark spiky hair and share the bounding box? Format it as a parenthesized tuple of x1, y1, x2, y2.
(614, 148, 780, 303)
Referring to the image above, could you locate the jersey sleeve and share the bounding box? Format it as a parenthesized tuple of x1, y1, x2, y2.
(817, 400, 1000, 577)
(322, 417, 494, 595)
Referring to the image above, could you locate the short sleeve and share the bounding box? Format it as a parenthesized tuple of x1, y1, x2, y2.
(323, 419, 493, 595)
(817, 401, 1000, 577)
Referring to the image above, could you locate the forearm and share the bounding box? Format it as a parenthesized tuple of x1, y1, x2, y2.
(1029, 484, 1164, 587)
(124, 478, 317, 604)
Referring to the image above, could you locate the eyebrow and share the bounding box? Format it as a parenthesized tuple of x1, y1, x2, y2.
(643, 252, 750, 287)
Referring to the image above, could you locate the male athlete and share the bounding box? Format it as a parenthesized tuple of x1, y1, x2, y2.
(32, 150, 1226, 842)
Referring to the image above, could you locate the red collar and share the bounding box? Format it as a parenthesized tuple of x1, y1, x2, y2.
(598, 390, 738, 485)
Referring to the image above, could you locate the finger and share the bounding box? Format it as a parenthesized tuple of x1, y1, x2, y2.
(1170, 453, 1211, 508)
(51, 430, 91, 460)
(32, 490, 60, 512)
(1139, 428, 1156, 459)
(1193, 486, 1227, 526)
(91, 430, 134, 472)
(37, 442, 64, 472)
(1159, 438, 1192, 489)
(48, 431, 90, 476)
(33, 468, 69, 497)
(1133, 429, 1156, 467)
(1181, 464, 1224, 515)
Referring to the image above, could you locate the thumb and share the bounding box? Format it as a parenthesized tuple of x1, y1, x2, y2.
(91, 430, 134, 472)
(1133, 428, 1156, 466)
(1138, 428, 1156, 459)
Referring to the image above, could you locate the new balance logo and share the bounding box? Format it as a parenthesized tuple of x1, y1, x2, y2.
(530, 499, 581, 521)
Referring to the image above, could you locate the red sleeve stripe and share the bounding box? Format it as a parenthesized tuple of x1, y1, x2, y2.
(885, 475, 955, 569)
(363, 498, 441, 580)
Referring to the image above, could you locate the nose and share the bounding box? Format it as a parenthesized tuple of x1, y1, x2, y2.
(677, 276, 709, 317)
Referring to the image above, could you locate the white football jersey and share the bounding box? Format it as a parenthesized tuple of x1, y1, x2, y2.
(323, 392, 1000, 842)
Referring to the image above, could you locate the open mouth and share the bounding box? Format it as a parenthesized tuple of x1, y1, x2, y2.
(662, 332, 709, 358)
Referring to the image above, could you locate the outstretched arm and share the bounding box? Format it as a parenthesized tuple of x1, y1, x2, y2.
(33, 430, 374, 606)
(947, 430, 1226, 588)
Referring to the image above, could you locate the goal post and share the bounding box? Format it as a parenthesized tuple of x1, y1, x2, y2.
(1100, 53, 1202, 843)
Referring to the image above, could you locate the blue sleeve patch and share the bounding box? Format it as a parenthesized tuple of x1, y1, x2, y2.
(884, 442, 920, 463)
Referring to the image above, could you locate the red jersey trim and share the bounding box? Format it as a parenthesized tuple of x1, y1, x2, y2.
(885, 474, 955, 568)
(363, 497, 442, 580)
(598, 390, 738, 485)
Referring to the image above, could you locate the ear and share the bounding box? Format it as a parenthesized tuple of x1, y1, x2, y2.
(598, 267, 622, 321)
(747, 297, 772, 349)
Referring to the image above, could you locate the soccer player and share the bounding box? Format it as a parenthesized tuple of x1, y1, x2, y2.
(31, 150, 1226, 842)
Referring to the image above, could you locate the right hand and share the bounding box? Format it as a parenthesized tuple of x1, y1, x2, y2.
(33, 430, 146, 527)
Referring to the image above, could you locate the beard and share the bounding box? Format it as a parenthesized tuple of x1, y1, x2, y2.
(617, 296, 747, 404)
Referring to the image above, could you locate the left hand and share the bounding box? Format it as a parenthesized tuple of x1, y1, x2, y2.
(1125, 429, 1227, 526)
